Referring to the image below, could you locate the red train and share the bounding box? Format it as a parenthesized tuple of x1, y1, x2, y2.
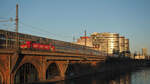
(20, 41, 55, 51)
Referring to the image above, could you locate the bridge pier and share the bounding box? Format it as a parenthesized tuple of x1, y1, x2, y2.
(0, 54, 11, 84)
(56, 61, 69, 80)
(44, 60, 69, 81)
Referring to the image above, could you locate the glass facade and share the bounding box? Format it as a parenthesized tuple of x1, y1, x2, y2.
(91, 32, 120, 55)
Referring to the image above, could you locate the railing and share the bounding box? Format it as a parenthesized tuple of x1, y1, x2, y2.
(0, 29, 105, 56)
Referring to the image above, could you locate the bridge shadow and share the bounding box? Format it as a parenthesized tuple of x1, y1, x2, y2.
(12, 54, 24, 73)
(46, 63, 60, 80)
(14, 63, 38, 84)
(65, 63, 94, 79)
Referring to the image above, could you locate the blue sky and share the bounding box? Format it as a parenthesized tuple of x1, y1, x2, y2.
(0, 0, 150, 54)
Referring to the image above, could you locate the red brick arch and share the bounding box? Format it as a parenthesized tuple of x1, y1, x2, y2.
(12, 56, 43, 83)
(46, 61, 58, 71)
(46, 62, 61, 80)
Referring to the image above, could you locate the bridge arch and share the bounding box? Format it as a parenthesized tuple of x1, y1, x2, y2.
(46, 63, 60, 80)
(65, 63, 93, 77)
(14, 63, 38, 84)
(65, 63, 79, 77)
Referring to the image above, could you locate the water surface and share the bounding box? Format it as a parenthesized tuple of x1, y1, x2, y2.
(54, 67, 150, 84)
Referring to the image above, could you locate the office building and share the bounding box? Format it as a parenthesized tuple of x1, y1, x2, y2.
(142, 48, 147, 56)
(119, 36, 125, 53)
(91, 32, 120, 55)
(76, 32, 130, 57)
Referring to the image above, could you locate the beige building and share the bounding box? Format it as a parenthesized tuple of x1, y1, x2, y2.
(76, 36, 93, 47)
(135, 52, 145, 59)
(76, 32, 130, 57)
(142, 48, 147, 56)
(119, 36, 125, 53)
(124, 38, 130, 52)
(134, 48, 148, 59)
(91, 32, 120, 55)
(124, 38, 130, 57)
(135, 55, 145, 59)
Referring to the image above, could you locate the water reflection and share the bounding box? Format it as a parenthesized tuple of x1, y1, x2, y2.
(55, 73, 131, 84)
(131, 68, 150, 84)
(46, 68, 150, 84)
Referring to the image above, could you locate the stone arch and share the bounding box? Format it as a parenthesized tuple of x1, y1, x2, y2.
(14, 63, 38, 84)
(65, 62, 93, 78)
(12, 56, 43, 82)
(56, 61, 69, 79)
(65, 63, 77, 77)
(46, 62, 60, 80)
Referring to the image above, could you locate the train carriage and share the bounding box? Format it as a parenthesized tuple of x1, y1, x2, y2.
(0, 29, 103, 56)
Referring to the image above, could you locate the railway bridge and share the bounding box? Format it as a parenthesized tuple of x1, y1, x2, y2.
(0, 30, 106, 84)
(0, 48, 106, 84)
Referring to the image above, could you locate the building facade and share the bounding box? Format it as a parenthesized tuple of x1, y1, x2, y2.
(76, 32, 130, 57)
(119, 36, 125, 53)
(91, 32, 120, 55)
(124, 38, 130, 57)
(142, 48, 147, 56)
(76, 36, 93, 47)
(134, 48, 148, 59)
(135, 51, 145, 59)
(124, 38, 129, 52)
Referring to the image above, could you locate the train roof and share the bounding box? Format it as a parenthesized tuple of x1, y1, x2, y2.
(0, 29, 93, 49)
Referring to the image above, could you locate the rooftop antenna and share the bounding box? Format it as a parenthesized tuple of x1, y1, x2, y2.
(84, 30, 87, 46)
(81, 24, 87, 46)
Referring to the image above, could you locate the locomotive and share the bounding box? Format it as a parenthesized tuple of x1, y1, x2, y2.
(20, 41, 55, 51)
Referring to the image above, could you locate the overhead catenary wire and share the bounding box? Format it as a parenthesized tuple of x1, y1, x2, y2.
(19, 22, 59, 39)
(19, 21, 74, 41)
(0, 6, 16, 21)
(0, 17, 15, 31)
(20, 22, 73, 38)
(19, 23, 48, 36)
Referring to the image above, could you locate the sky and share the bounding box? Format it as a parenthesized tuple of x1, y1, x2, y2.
(0, 0, 150, 54)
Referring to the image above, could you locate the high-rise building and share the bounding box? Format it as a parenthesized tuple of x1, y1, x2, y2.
(142, 48, 147, 56)
(124, 38, 130, 57)
(91, 32, 120, 55)
(119, 36, 125, 53)
(124, 38, 129, 51)
(76, 32, 130, 57)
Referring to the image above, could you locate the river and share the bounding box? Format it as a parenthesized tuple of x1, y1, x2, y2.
(50, 67, 150, 84)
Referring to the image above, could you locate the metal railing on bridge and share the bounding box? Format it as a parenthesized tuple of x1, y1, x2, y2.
(0, 29, 106, 57)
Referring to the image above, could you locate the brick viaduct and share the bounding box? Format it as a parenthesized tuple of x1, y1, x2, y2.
(0, 49, 106, 84)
